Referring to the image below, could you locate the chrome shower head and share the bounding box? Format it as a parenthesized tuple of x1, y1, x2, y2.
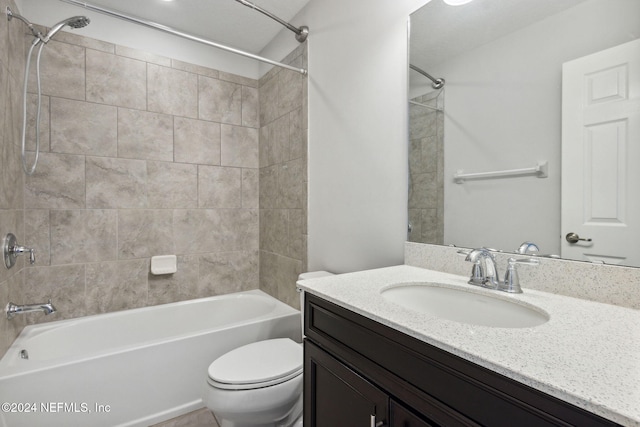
(6, 6, 43, 39)
(42, 15, 90, 43)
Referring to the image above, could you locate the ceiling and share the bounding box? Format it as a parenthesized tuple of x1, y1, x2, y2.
(57, 0, 311, 54)
(410, 0, 587, 69)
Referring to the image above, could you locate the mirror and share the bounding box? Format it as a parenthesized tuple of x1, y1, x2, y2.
(408, 0, 640, 267)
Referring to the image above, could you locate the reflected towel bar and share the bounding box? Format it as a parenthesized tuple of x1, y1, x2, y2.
(454, 161, 548, 184)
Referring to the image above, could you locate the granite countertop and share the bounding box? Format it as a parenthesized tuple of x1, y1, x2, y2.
(296, 265, 640, 427)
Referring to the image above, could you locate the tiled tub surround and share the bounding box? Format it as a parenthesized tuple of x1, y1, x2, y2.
(408, 90, 444, 245)
(1, 23, 307, 353)
(0, 0, 28, 357)
(258, 44, 308, 309)
(297, 265, 640, 426)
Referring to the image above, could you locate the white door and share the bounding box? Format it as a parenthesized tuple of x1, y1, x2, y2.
(561, 38, 640, 266)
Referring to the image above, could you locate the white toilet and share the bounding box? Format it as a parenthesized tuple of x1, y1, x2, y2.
(204, 272, 333, 427)
(204, 338, 303, 427)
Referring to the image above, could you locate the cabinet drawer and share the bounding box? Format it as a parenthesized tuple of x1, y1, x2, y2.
(305, 293, 618, 427)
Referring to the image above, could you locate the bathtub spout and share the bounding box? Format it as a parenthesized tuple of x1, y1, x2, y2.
(6, 299, 56, 319)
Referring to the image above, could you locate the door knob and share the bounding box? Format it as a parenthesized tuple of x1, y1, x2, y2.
(565, 232, 592, 244)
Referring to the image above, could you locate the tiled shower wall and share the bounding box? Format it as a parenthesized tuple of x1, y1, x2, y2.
(408, 89, 444, 245)
(258, 44, 308, 309)
(0, 18, 307, 354)
(0, 0, 27, 355)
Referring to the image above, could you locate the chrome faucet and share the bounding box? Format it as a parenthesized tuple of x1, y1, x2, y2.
(6, 299, 56, 319)
(516, 241, 539, 255)
(464, 248, 539, 294)
(3, 233, 35, 269)
(465, 248, 500, 289)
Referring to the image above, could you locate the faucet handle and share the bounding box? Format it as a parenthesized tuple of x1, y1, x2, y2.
(3, 233, 36, 268)
(500, 257, 539, 293)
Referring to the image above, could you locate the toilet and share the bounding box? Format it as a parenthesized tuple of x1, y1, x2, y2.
(204, 338, 304, 427)
(204, 271, 334, 427)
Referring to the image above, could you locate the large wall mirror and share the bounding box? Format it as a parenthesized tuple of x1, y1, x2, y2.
(408, 0, 640, 267)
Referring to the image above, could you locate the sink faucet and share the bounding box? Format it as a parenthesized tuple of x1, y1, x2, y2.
(464, 249, 539, 293)
(5, 299, 56, 319)
(465, 248, 500, 289)
(516, 241, 539, 254)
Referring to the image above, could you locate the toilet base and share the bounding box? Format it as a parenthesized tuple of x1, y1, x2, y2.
(215, 415, 302, 427)
(211, 394, 302, 427)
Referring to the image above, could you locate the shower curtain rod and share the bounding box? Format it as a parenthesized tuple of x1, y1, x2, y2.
(234, 0, 308, 43)
(59, 0, 308, 75)
(410, 64, 444, 89)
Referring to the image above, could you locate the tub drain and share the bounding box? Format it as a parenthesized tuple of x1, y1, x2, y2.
(20, 349, 28, 359)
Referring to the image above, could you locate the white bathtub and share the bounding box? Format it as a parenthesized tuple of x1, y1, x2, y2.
(0, 290, 301, 427)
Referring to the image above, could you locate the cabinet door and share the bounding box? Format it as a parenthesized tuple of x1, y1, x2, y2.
(390, 399, 438, 427)
(305, 340, 388, 427)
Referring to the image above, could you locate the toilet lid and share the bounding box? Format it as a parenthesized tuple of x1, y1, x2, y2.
(207, 338, 303, 390)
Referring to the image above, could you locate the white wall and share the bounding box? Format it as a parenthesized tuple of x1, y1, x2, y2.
(437, 0, 640, 254)
(263, 0, 430, 273)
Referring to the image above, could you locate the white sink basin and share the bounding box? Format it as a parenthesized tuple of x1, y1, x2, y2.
(381, 283, 549, 328)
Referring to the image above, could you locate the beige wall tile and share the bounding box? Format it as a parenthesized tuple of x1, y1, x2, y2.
(24, 209, 51, 266)
(86, 260, 149, 314)
(30, 40, 85, 100)
(242, 86, 259, 128)
(52, 32, 114, 54)
(86, 49, 147, 109)
(0, 79, 24, 209)
(148, 64, 198, 118)
(260, 209, 288, 254)
(221, 124, 258, 168)
(50, 210, 118, 265)
(242, 168, 258, 209)
(117, 108, 173, 161)
(278, 159, 303, 209)
(219, 71, 258, 88)
(86, 156, 148, 208)
(173, 209, 258, 254)
(198, 76, 242, 125)
(147, 161, 198, 209)
(277, 64, 303, 114)
(260, 115, 289, 167)
(171, 59, 219, 79)
(198, 165, 242, 208)
(259, 73, 278, 125)
(23, 264, 86, 323)
(148, 254, 199, 305)
(50, 97, 117, 156)
(117, 210, 174, 259)
(26, 93, 50, 153)
(259, 164, 278, 210)
(198, 251, 259, 295)
(174, 117, 221, 165)
(289, 108, 304, 161)
(25, 152, 85, 209)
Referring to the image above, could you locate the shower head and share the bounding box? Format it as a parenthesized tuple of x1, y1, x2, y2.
(6, 6, 43, 39)
(41, 15, 90, 43)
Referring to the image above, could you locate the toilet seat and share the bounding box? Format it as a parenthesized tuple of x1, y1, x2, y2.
(207, 338, 303, 390)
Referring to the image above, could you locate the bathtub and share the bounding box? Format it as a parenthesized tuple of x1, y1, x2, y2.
(0, 290, 301, 427)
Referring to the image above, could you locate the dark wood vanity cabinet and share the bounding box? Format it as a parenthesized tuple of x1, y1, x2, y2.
(303, 293, 620, 427)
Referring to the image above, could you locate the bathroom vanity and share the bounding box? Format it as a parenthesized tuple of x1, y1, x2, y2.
(298, 266, 640, 427)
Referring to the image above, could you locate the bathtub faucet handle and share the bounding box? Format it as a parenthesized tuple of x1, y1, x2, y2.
(3, 233, 36, 268)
